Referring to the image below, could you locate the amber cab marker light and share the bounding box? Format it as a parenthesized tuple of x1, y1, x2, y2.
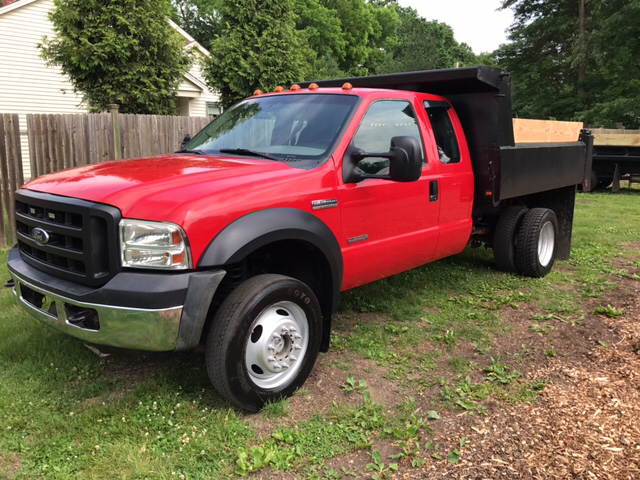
(253, 89, 263, 95)
(342, 82, 353, 90)
(274, 86, 285, 92)
(308, 83, 319, 90)
(290, 84, 301, 91)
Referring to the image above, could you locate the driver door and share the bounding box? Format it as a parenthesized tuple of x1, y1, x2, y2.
(338, 98, 441, 290)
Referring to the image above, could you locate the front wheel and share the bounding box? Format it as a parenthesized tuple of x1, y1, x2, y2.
(515, 208, 558, 278)
(205, 274, 322, 411)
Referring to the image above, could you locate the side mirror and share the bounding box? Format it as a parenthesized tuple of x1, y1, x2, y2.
(343, 136, 422, 183)
(388, 136, 422, 182)
(180, 133, 191, 150)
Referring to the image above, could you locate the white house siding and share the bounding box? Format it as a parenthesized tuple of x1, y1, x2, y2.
(0, 0, 219, 180)
(0, 0, 88, 180)
(185, 59, 220, 118)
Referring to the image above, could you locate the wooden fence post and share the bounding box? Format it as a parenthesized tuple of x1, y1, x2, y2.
(0, 113, 22, 246)
(108, 104, 121, 160)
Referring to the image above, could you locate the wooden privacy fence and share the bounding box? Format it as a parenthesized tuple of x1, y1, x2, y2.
(27, 109, 211, 178)
(0, 113, 25, 248)
(0, 109, 211, 247)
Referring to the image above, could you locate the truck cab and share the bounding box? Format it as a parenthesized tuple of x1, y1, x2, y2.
(8, 67, 591, 410)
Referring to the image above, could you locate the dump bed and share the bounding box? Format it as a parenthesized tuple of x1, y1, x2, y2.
(300, 67, 591, 212)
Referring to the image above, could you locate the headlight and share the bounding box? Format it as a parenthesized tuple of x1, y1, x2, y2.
(120, 219, 191, 270)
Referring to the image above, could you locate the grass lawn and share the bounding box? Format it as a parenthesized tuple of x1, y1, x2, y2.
(0, 186, 639, 479)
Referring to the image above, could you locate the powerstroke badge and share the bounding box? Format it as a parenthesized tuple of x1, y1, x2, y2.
(311, 199, 338, 210)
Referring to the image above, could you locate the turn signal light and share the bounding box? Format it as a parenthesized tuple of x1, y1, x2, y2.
(253, 89, 263, 95)
(290, 84, 301, 91)
(308, 83, 319, 90)
(342, 82, 353, 90)
(274, 86, 284, 92)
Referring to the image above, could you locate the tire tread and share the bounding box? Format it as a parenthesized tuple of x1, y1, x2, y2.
(515, 208, 557, 278)
(205, 274, 320, 411)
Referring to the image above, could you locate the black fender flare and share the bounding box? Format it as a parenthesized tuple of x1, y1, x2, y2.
(198, 208, 343, 320)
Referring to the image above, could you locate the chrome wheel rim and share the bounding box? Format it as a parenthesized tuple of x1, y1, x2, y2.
(538, 221, 555, 267)
(245, 301, 309, 389)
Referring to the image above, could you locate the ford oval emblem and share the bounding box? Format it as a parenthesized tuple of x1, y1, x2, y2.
(32, 227, 50, 245)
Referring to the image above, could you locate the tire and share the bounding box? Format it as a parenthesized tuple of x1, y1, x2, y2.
(205, 274, 322, 411)
(493, 206, 529, 273)
(514, 208, 558, 278)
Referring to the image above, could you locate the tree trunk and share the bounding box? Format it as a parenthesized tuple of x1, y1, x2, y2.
(578, 0, 586, 99)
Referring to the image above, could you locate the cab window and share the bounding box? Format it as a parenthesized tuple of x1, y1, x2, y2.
(425, 105, 460, 164)
(352, 100, 424, 175)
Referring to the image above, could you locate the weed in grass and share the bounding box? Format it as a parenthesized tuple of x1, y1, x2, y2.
(484, 356, 522, 385)
(329, 332, 349, 351)
(234, 442, 301, 476)
(530, 323, 554, 336)
(262, 398, 288, 418)
(593, 305, 624, 318)
(388, 438, 421, 462)
(417, 352, 439, 372)
(441, 376, 488, 414)
(513, 379, 549, 402)
(324, 467, 341, 479)
(342, 375, 368, 393)
(384, 324, 409, 335)
(434, 329, 456, 347)
(472, 341, 493, 355)
(384, 413, 427, 440)
(366, 450, 398, 479)
(427, 410, 440, 420)
(341, 466, 359, 477)
(532, 313, 567, 323)
(448, 357, 478, 374)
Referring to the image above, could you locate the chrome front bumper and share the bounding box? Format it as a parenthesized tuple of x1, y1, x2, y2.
(11, 272, 184, 351)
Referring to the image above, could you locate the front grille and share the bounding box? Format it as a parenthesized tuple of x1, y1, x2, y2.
(15, 189, 121, 287)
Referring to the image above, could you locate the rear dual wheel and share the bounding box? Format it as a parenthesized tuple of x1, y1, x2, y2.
(493, 206, 528, 273)
(494, 207, 558, 278)
(205, 274, 322, 411)
(515, 208, 558, 278)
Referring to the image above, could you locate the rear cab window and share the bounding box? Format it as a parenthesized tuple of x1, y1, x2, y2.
(424, 101, 460, 165)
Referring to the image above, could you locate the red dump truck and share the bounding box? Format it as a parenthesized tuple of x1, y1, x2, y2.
(8, 67, 592, 410)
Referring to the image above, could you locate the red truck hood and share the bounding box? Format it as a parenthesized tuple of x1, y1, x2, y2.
(23, 155, 295, 220)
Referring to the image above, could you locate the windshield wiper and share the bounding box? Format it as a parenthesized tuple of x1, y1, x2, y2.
(218, 148, 279, 160)
(176, 148, 205, 155)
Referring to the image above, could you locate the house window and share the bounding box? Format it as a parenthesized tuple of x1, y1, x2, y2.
(207, 103, 222, 119)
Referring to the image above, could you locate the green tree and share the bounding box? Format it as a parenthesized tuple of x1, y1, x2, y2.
(295, 0, 348, 79)
(202, 0, 309, 108)
(374, 6, 476, 74)
(580, 0, 640, 128)
(41, 0, 192, 114)
(318, 0, 399, 76)
(497, 0, 640, 128)
(172, 0, 221, 48)
(496, 0, 589, 121)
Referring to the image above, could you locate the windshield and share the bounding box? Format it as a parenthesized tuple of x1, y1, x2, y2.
(184, 94, 358, 165)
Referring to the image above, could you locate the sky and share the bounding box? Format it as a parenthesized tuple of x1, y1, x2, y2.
(398, 0, 514, 54)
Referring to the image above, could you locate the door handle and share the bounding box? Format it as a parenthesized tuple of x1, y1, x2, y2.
(429, 180, 439, 202)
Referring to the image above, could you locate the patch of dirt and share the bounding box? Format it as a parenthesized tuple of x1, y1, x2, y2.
(401, 276, 640, 479)
(246, 351, 404, 438)
(0, 455, 21, 478)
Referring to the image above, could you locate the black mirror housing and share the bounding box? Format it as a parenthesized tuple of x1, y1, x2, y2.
(343, 136, 422, 184)
(181, 133, 191, 150)
(388, 136, 422, 182)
